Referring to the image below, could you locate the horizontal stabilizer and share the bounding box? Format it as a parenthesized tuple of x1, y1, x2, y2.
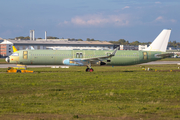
(156, 53, 174, 58)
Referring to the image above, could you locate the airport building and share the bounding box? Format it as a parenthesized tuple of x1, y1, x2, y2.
(7, 40, 114, 50)
(0, 30, 149, 57)
(0, 39, 114, 57)
(0, 40, 13, 57)
(114, 45, 147, 50)
(119, 45, 138, 50)
(0, 38, 149, 58)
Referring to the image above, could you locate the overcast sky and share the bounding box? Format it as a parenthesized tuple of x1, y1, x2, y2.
(0, 0, 180, 42)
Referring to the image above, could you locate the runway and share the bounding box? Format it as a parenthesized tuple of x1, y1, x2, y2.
(0, 61, 180, 68)
(140, 61, 180, 65)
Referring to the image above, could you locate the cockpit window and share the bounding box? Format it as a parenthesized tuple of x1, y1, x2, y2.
(11, 53, 19, 56)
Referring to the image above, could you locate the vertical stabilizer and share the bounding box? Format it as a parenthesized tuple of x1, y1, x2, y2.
(143, 29, 171, 52)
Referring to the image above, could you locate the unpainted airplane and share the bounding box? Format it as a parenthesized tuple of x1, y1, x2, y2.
(5, 29, 173, 72)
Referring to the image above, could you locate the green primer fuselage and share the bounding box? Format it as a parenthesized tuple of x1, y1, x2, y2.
(10, 50, 163, 66)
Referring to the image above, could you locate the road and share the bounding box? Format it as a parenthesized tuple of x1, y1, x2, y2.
(0, 61, 180, 68)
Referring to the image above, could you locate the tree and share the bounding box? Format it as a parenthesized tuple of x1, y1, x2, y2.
(47, 36, 59, 39)
(77, 39, 83, 41)
(86, 38, 97, 41)
(86, 38, 90, 41)
(129, 41, 140, 45)
(15, 36, 30, 40)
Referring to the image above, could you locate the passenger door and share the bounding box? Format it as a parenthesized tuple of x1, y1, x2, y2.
(143, 52, 148, 60)
(76, 52, 83, 58)
(23, 51, 28, 59)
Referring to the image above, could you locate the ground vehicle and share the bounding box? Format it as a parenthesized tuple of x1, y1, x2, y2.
(7, 67, 33, 73)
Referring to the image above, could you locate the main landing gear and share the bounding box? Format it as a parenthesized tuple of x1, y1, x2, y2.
(86, 67, 94, 72)
(86, 63, 94, 72)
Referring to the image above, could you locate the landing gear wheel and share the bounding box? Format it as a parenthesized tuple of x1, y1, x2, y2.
(89, 68, 94, 72)
(85, 68, 94, 72)
(86, 68, 89, 72)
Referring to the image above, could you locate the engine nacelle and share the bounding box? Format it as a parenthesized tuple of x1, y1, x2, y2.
(100, 61, 106, 65)
(91, 61, 106, 66)
(63, 59, 107, 66)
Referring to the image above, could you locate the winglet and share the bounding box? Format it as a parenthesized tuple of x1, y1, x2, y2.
(110, 47, 119, 56)
(12, 46, 18, 52)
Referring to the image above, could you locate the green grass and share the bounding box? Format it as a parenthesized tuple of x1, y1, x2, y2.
(0, 65, 180, 119)
(0, 58, 7, 64)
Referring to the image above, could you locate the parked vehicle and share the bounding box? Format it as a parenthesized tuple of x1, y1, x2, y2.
(7, 67, 33, 73)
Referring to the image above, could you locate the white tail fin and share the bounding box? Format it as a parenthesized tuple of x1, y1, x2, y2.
(143, 29, 171, 52)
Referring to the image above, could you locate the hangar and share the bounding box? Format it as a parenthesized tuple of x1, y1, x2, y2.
(0, 39, 114, 57)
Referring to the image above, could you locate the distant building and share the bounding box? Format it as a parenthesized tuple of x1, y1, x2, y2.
(0, 40, 13, 57)
(35, 38, 69, 41)
(167, 46, 176, 50)
(114, 44, 147, 50)
(119, 45, 138, 50)
(2, 40, 114, 54)
(138, 45, 147, 50)
(0, 39, 115, 57)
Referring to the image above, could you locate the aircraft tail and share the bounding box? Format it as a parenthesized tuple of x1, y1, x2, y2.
(143, 29, 171, 52)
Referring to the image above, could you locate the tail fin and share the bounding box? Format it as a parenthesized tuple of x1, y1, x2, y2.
(12, 46, 18, 52)
(143, 29, 171, 52)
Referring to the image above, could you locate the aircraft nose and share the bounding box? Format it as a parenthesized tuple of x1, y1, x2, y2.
(5, 57, 9, 63)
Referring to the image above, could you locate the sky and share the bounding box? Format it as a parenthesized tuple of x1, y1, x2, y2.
(0, 0, 180, 42)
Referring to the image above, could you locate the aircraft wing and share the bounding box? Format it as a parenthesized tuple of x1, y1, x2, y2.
(69, 47, 119, 65)
(82, 47, 119, 61)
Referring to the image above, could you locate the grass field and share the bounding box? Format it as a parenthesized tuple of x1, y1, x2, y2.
(0, 65, 180, 119)
(0, 58, 7, 64)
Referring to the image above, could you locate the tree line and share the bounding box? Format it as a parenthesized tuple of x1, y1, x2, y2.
(109, 39, 151, 46)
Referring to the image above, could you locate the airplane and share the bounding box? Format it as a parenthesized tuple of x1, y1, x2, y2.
(5, 29, 173, 72)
